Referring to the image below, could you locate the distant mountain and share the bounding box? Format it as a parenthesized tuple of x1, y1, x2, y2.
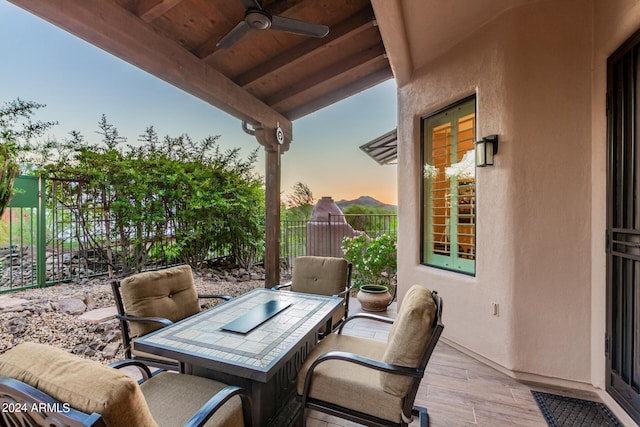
(335, 196, 396, 211)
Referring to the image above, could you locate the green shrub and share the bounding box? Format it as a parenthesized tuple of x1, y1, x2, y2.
(342, 233, 397, 289)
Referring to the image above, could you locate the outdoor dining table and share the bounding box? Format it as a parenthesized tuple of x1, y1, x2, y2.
(133, 287, 343, 427)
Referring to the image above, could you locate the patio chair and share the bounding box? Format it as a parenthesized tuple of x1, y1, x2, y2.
(274, 256, 352, 335)
(112, 264, 231, 370)
(0, 342, 252, 427)
(297, 285, 444, 427)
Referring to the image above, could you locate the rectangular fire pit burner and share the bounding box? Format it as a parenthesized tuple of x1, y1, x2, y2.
(221, 300, 292, 334)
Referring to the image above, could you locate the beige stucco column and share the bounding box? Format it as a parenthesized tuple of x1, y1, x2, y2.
(254, 125, 290, 288)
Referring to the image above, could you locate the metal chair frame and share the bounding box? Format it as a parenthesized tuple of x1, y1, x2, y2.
(299, 291, 444, 427)
(0, 360, 252, 427)
(111, 277, 231, 370)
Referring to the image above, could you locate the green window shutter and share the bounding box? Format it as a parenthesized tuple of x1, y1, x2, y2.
(422, 97, 476, 275)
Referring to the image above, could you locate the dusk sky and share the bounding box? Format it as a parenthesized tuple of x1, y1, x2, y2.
(0, 1, 398, 205)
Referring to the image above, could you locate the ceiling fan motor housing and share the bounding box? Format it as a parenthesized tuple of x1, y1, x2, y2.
(246, 9, 272, 30)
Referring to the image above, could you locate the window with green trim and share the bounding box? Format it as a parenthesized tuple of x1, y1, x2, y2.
(421, 96, 476, 274)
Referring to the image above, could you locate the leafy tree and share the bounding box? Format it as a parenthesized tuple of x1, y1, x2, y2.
(0, 144, 19, 216)
(27, 117, 264, 274)
(285, 182, 314, 220)
(0, 99, 56, 215)
(341, 203, 397, 234)
(0, 98, 57, 145)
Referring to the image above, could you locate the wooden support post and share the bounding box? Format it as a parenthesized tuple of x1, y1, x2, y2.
(254, 125, 290, 288)
(264, 145, 281, 288)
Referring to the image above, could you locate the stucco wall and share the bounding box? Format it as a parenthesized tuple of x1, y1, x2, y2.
(398, 0, 593, 382)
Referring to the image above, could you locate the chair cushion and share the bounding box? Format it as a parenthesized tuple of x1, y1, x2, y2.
(381, 285, 437, 397)
(121, 265, 201, 338)
(297, 333, 404, 423)
(0, 342, 157, 427)
(292, 256, 348, 297)
(141, 372, 244, 427)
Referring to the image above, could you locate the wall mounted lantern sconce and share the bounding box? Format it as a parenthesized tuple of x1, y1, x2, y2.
(475, 134, 499, 167)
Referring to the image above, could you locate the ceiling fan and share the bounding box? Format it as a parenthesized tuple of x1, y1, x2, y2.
(216, 0, 329, 49)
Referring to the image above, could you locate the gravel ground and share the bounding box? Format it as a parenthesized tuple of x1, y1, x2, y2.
(0, 271, 265, 365)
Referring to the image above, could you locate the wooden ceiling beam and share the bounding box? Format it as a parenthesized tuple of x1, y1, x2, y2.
(370, 0, 412, 86)
(283, 66, 393, 120)
(137, 0, 185, 23)
(193, 29, 229, 60)
(265, 0, 312, 17)
(234, 6, 377, 89)
(8, 0, 292, 139)
(267, 43, 387, 108)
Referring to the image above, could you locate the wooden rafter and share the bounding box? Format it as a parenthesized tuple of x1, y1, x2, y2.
(284, 66, 392, 120)
(266, 43, 387, 108)
(234, 7, 376, 89)
(137, 0, 185, 23)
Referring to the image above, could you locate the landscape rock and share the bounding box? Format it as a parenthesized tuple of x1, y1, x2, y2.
(102, 342, 120, 358)
(5, 317, 27, 336)
(104, 329, 121, 343)
(83, 294, 96, 310)
(55, 298, 87, 315)
(0, 267, 265, 365)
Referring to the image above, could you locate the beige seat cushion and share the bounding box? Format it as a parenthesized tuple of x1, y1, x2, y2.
(0, 342, 157, 427)
(292, 256, 348, 296)
(121, 265, 201, 338)
(297, 333, 404, 424)
(292, 256, 349, 328)
(141, 372, 245, 427)
(381, 285, 437, 397)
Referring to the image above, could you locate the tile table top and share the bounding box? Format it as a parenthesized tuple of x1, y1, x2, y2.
(134, 288, 342, 381)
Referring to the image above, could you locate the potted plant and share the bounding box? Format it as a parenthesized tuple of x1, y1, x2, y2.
(342, 233, 397, 311)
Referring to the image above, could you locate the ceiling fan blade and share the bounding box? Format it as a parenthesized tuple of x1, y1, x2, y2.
(216, 20, 252, 49)
(270, 15, 329, 38)
(240, 0, 263, 10)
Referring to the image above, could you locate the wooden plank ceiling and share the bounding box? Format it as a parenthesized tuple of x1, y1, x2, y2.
(136, 0, 391, 120)
(13, 0, 391, 128)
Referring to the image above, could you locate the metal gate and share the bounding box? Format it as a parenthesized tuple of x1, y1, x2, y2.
(606, 29, 640, 423)
(0, 176, 45, 291)
(0, 176, 113, 292)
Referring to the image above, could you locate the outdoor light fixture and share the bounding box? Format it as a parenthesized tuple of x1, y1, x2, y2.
(475, 134, 499, 167)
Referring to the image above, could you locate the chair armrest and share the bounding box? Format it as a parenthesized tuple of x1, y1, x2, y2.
(0, 377, 104, 425)
(198, 294, 232, 301)
(109, 359, 154, 381)
(301, 350, 423, 401)
(183, 385, 253, 427)
(333, 287, 351, 298)
(116, 313, 173, 327)
(337, 313, 394, 334)
(273, 281, 292, 290)
(311, 350, 422, 379)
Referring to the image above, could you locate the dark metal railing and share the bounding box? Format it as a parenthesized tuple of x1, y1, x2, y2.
(280, 213, 397, 273)
(0, 176, 396, 291)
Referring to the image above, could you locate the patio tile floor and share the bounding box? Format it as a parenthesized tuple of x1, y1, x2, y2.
(122, 293, 597, 426)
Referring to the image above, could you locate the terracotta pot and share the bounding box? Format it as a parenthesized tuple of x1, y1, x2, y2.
(357, 284, 392, 312)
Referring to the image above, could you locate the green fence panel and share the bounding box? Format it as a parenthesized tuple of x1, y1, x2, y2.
(9, 176, 39, 208)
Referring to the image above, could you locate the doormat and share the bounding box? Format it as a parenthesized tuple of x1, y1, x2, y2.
(531, 391, 622, 427)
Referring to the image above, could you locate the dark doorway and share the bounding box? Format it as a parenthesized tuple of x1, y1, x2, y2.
(606, 28, 640, 424)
